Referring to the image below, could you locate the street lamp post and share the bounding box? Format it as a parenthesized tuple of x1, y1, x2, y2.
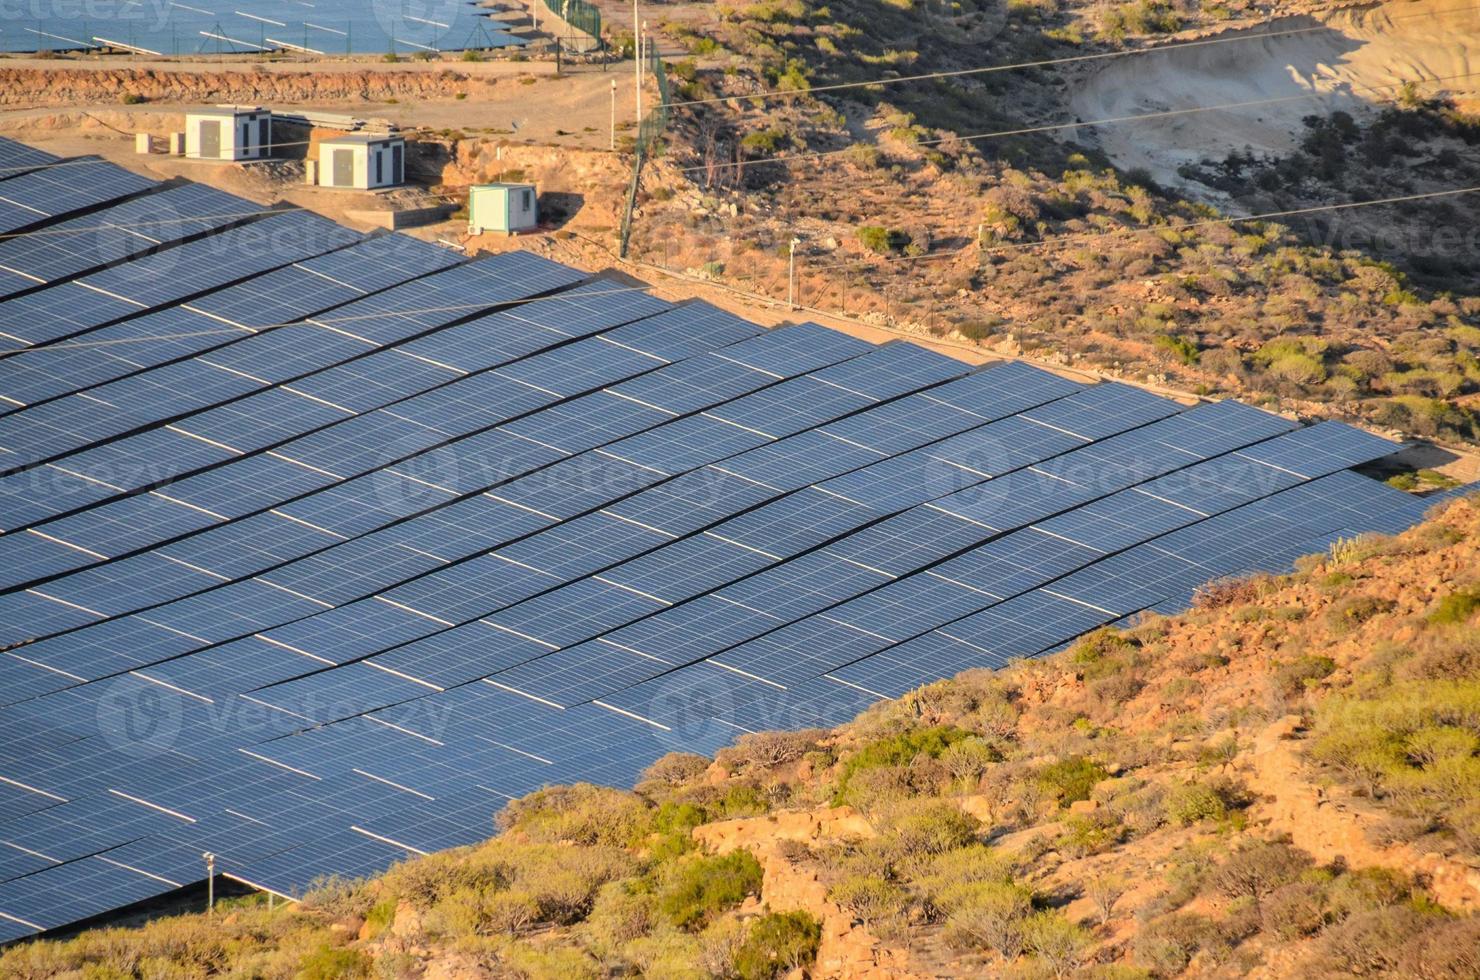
(788, 237, 801, 309)
(203, 852, 216, 915)
(611, 79, 617, 151)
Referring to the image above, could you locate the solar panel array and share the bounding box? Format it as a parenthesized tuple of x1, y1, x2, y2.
(0, 134, 1465, 940)
(0, 0, 526, 55)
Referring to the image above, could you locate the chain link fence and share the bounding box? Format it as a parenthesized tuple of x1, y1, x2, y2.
(541, 0, 602, 51)
(619, 46, 671, 257)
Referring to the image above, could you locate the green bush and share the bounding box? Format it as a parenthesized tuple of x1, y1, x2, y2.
(857, 225, 911, 255)
(1430, 588, 1480, 625)
(1274, 655, 1338, 696)
(881, 800, 980, 859)
(657, 850, 763, 929)
(833, 725, 969, 803)
(1036, 756, 1109, 807)
(297, 946, 373, 979)
(498, 784, 653, 847)
(1312, 678, 1480, 840)
(938, 880, 1036, 956)
(1154, 332, 1200, 365)
(1165, 781, 1228, 826)
(733, 911, 821, 979)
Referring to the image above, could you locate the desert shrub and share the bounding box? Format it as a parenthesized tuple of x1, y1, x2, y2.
(585, 880, 656, 952)
(857, 225, 911, 254)
(642, 752, 711, 788)
(740, 126, 788, 153)
(1134, 912, 1222, 976)
(718, 729, 827, 770)
(1084, 875, 1128, 925)
(732, 911, 821, 979)
(1314, 902, 1480, 975)
(939, 736, 1003, 787)
(1311, 677, 1480, 842)
(1036, 756, 1109, 807)
(881, 800, 980, 861)
(1164, 780, 1228, 826)
(297, 945, 373, 979)
(300, 875, 374, 919)
(498, 784, 653, 847)
(657, 850, 763, 929)
(1262, 878, 1331, 939)
(1326, 595, 1396, 634)
(830, 875, 912, 929)
(1193, 576, 1260, 609)
(1022, 911, 1092, 977)
(833, 725, 969, 803)
(1325, 866, 1411, 918)
(1273, 655, 1338, 697)
(1210, 840, 1311, 907)
(1430, 587, 1480, 625)
(1059, 812, 1122, 857)
(1153, 332, 1200, 365)
(938, 880, 1036, 956)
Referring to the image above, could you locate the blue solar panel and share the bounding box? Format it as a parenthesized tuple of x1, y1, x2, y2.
(0, 158, 154, 233)
(0, 133, 1461, 941)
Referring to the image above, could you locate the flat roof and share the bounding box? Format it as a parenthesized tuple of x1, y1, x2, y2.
(188, 106, 266, 117)
(320, 133, 402, 146)
(473, 182, 536, 191)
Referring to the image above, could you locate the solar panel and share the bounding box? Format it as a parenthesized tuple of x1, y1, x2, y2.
(0, 183, 256, 298)
(0, 134, 1462, 940)
(0, 158, 154, 233)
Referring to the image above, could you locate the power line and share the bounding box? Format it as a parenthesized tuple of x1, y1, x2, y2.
(664, 2, 1480, 110)
(680, 69, 1480, 174)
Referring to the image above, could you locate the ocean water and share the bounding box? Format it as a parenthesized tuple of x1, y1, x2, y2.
(0, 0, 528, 54)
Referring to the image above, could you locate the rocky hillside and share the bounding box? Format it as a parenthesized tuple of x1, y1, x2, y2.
(623, 0, 1480, 449)
(4, 493, 1478, 979)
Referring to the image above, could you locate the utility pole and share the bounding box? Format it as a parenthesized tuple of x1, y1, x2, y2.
(610, 79, 618, 151)
(203, 852, 216, 914)
(633, 0, 642, 124)
(788, 237, 801, 309)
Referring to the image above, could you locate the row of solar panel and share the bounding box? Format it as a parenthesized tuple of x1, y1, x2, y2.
(0, 132, 1459, 935)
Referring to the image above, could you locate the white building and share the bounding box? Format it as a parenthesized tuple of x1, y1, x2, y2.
(469, 183, 539, 235)
(318, 134, 406, 191)
(185, 106, 271, 162)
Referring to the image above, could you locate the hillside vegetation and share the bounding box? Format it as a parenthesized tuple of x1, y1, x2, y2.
(5, 493, 1478, 978)
(622, 0, 1480, 447)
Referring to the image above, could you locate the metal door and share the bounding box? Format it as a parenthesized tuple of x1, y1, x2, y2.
(199, 120, 220, 158)
(333, 148, 354, 187)
(391, 144, 403, 184)
(258, 117, 270, 156)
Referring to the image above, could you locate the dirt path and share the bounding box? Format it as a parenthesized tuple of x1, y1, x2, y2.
(1246, 716, 1480, 911)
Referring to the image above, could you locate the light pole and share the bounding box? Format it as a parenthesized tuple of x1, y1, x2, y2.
(788, 237, 801, 309)
(610, 79, 618, 151)
(203, 852, 216, 914)
(633, 0, 642, 125)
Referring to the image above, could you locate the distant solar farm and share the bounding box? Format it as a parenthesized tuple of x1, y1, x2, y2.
(0, 135, 1466, 939)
